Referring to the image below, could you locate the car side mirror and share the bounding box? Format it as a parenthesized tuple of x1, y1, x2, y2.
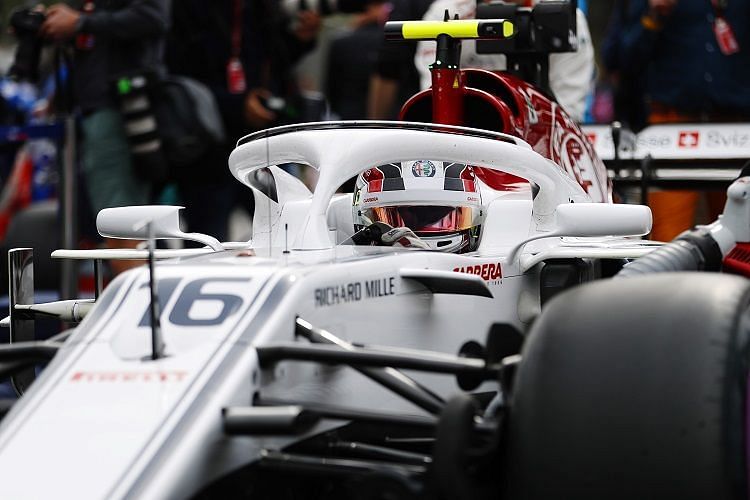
(97, 205, 223, 251)
(507, 203, 652, 264)
(554, 203, 652, 238)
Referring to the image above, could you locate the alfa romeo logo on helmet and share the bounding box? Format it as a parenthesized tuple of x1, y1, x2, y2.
(412, 160, 436, 177)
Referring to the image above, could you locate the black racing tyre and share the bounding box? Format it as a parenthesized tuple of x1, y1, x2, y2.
(432, 394, 481, 500)
(0, 200, 60, 293)
(504, 273, 750, 500)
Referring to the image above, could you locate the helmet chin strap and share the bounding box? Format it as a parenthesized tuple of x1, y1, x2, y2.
(419, 233, 467, 253)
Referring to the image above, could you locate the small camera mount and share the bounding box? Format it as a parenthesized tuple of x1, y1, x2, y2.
(476, 0, 578, 92)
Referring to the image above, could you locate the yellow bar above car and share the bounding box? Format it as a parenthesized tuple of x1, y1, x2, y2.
(384, 19, 516, 41)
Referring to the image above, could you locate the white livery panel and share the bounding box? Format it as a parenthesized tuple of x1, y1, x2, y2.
(0, 266, 276, 499)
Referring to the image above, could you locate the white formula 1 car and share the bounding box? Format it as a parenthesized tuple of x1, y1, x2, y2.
(3, 119, 750, 500)
(3, 10, 750, 500)
(0, 120, 659, 498)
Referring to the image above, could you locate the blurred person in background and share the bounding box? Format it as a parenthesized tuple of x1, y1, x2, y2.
(40, 0, 169, 273)
(601, 0, 648, 131)
(166, 0, 321, 241)
(367, 0, 434, 119)
(614, 0, 750, 241)
(327, 2, 390, 120)
(414, 0, 595, 123)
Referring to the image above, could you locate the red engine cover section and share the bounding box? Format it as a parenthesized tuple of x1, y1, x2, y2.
(399, 69, 612, 202)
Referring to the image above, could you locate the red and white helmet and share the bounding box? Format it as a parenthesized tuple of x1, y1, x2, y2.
(352, 160, 483, 253)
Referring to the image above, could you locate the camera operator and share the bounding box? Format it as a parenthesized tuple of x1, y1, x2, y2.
(414, 0, 594, 122)
(40, 0, 169, 273)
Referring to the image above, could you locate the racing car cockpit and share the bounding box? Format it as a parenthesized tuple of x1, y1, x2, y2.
(230, 121, 597, 254)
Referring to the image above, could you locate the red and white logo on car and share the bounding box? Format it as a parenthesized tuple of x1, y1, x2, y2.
(454, 262, 502, 283)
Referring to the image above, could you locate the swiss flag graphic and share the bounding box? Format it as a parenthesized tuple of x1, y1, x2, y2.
(678, 131, 700, 148)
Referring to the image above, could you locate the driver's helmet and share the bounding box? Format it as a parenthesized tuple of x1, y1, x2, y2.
(352, 160, 483, 253)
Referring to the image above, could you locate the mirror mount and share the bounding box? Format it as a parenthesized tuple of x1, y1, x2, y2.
(506, 203, 652, 265)
(97, 206, 224, 252)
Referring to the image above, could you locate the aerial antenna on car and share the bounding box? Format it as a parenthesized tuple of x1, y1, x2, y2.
(142, 220, 165, 360)
(266, 134, 272, 256)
